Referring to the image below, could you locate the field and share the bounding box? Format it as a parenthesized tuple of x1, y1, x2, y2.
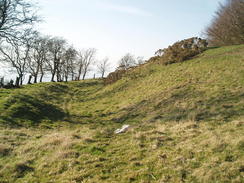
(0, 45, 244, 182)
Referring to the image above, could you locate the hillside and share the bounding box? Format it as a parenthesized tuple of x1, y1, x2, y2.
(0, 45, 244, 182)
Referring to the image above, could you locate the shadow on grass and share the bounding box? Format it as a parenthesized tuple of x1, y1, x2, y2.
(114, 85, 244, 123)
(0, 93, 65, 127)
(207, 46, 220, 50)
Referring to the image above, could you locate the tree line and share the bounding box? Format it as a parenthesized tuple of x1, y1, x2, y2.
(0, 0, 111, 87)
(0, 32, 112, 86)
(0, 0, 144, 87)
(1, 0, 243, 87)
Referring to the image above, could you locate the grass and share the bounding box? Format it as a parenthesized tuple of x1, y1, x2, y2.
(0, 45, 243, 182)
(0, 121, 243, 182)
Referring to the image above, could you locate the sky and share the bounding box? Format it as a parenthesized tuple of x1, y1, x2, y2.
(1, 0, 226, 81)
(36, 0, 226, 69)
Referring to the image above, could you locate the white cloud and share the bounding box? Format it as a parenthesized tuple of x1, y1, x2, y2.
(97, 2, 152, 17)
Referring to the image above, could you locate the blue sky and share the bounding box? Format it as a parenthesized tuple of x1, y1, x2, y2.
(37, 0, 224, 68)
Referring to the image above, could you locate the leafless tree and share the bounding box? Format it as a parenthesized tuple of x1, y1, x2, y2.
(0, 36, 32, 85)
(61, 46, 77, 82)
(77, 48, 96, 80)
(97, 57, 109, 78)
(69, 55, 77, 81)
(82, 48, 96, 80)
(205, 0, 244, 46)
(0, 0, 39, 43)
(118, 53, 136, 70)
(27, 35, 48, 83)
(38, 37, 49, 83)
(46, 37, 66, 82)
(76, 50, 84, 80)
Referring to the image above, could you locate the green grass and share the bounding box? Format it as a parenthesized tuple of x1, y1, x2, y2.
(0, 121, 243, 182)
(0, 45, 243, 182)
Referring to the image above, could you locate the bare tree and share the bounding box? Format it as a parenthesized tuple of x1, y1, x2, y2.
(61, 46, 77, 82)
(76, 50, 84, 80)
(46, 37, 66, 82)
(118, 53, 136, 70)
(38, 37, 49, 83)
(0, 0, 39, 43)
(97, 57, 109, 78)
(0, 36, 32, 85)
(205, 0, 244, 46)
(27, 35, 48, 83)
(69, 54, 77, 81)
(77, 48, 96, 80)
(82, 48, 96, 80)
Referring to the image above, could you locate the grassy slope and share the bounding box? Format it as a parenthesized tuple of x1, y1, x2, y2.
(0, 45, 243, 182)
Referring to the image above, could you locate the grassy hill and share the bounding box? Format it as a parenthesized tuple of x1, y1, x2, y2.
(0, 45, 244, 182)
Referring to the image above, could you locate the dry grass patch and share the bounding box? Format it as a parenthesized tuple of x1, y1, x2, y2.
(0, 144, 12, 156)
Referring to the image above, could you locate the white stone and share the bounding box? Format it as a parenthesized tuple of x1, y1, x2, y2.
(114, 125, 130, 134)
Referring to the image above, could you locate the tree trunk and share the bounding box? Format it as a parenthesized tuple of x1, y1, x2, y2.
(0, 77, 4, 88)
(82, 70, 87, 80)
(39, 74, 44, 83)
(51, 73, 55, 82)
(34, 76, 37, 83)
(56, 73, 59, 82)
(77, 71, 82, 80)
(61, 74, 65, 82)
(28, 75, 32, 84)
(19, 75, 23, 85)
(33, 74, 38, 83)
(71, 73, 74, 81)
(56, 72, 62, 82)
(15, 77, 20, 87)
(18, 73, 24, 85)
